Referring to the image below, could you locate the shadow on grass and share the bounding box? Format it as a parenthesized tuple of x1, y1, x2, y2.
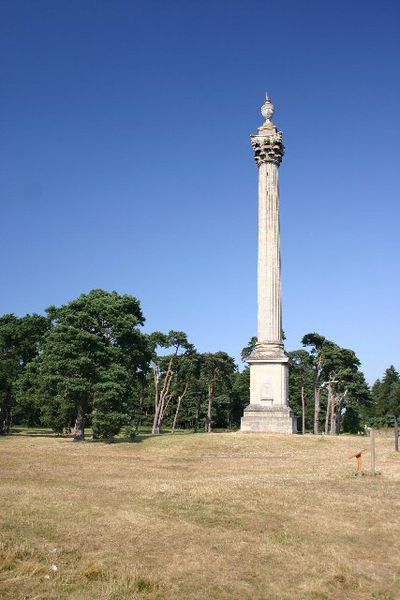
(11, 427, 52, 435)
(9, 428, 147, 444)
(9, 428, 62, 439)
(8, 427, 209, 444)
(8, 425, 238, 447)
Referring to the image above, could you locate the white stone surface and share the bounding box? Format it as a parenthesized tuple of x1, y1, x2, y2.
(249, 357, 289, 408)
(241, 95, 296, 434)
(241, 405, 296, 434)
(258, 161, 282, 344)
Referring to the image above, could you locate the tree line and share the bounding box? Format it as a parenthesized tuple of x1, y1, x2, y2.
(288, 333, 399, 438)
(0, 289, 398, 441)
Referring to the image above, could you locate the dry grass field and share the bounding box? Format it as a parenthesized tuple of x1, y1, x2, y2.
(0, 431, 399, 600)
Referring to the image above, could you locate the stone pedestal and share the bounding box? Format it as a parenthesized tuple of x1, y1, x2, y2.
(241, 405, 296, 433)
(241, 346, 297, 433)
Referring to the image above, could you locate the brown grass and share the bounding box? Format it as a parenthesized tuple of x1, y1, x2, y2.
(0, 432, 399, 600)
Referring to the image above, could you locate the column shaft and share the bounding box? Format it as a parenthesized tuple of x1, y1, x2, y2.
(258, 162, 282, 344)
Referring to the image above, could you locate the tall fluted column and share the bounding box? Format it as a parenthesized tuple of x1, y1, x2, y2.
(241, 94, 296, 433)
(258, 161, 282, 344)
(251, 95, 285, 354)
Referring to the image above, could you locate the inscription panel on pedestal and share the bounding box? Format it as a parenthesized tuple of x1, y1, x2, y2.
(260, 378, 274, 404)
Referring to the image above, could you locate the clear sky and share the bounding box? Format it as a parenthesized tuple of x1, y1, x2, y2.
(0, 0, 399, 383)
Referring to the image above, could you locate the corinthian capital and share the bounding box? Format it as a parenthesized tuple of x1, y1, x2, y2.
(251, 132, 285, 167)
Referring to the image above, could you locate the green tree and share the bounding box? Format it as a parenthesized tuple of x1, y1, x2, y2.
(388, 381, 400, 420)
(373, 366, 400, 426)
(199, 352, 236, 433)
(149, 331, 195, 435)
(301, 333, 326, 434)
(228, 368, 250, 429)
(288, 349, 314, 433)
(26, 289, 151, 440)
(301, 334, 370, 434)
(320, 344, 370, 434)
(241, 337, 257, 362)
(170, 351, 202, 433)
(340, 369, 371, 434)
(0, 314, 49, 434)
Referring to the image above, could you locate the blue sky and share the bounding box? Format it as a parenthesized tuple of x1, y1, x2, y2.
(0, 0, 399, 383)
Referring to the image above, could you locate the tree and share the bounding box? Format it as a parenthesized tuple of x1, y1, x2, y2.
(301, 333, 326, 434)
(241, 337, 257, 362)
(288, 350, 314, 433)
(373, 366, 400, 449)
(373, 366, 399, 421)
(170, 352, 201, 434)
(300, 333, 370, 435)
(340, 369, 371, 434)
(388, 382, 400, 451)
(149, 331, 195, 435)
(228, 368, 250, 429)
(0, 314, 49, 434)
(25, 290, 151, 440)
(319, 344, 352, 434)
(320, 344, 370, 434)
(199, 352, 236, 433)
(388, 379, 400, 417)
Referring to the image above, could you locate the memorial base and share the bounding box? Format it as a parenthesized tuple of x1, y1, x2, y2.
(241, 405, 297, 434)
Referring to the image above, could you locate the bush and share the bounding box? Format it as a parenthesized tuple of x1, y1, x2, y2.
(91, 411, 128, 440)
(120, 424, 137, 441)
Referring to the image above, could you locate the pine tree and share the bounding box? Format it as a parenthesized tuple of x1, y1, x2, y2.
(24, 290, 151, 440)
(0, 314, 49, 434)
(374, 365, 400, 426)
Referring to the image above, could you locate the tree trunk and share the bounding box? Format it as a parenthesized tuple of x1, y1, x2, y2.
(171, 384, 188, 434)
(73, 406, 85, 441)
(152, 360, 175, 435)
(335, 407, 342, 435)
(205, 384, 213, 433)
(313, 386, 320, 435)
(0, 388, 13, 435)
(152, 407, 161, 435)
(313, 355, 324, 435)
(301, 386, 306, 435)
(153, 391, 171, 434)
(394, 418, 399, 452)
(325, 384, 331, 435)
(194, 397, 200, 432)
(159, 393, 172, 430)
(334, 391, 346, 435)
(330, 393, 337, 435)
(171, 397, 182, 434)
(151, 368, 161, 435)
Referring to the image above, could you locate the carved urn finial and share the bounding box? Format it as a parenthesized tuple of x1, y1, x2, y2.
(251, 93, 284, 167)
(261, 92, 274, 123)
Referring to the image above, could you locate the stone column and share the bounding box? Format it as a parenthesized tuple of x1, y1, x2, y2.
(258, 161, 282, 347)
(241, 95, 296, 434)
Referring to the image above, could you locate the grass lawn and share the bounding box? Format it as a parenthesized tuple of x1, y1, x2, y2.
(0, 431, 399, 600)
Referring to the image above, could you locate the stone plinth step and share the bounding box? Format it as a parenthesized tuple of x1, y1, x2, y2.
(241, 405, 297, 434)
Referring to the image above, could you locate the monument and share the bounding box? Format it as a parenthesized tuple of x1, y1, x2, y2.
(241, 94, 297, 433)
